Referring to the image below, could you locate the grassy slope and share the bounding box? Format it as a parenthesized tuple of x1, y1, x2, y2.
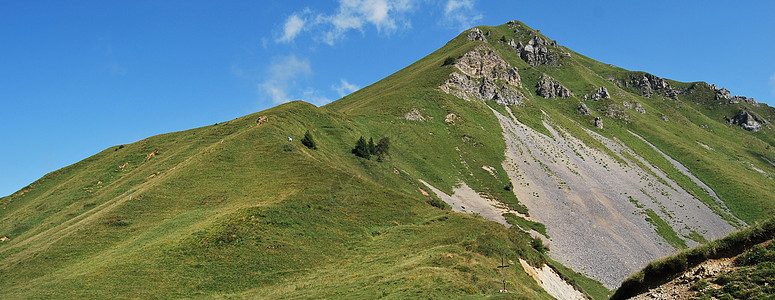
(0, 27, 610, 298)
(3, 19, 773, 299)
(0, 101, 561, 299)
(612, 218, 775, 300)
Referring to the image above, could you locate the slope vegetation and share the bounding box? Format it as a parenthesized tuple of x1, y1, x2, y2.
(2, 19, 774, 299)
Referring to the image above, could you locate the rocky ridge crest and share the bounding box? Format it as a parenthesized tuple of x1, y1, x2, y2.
(439, 43, 526, 106)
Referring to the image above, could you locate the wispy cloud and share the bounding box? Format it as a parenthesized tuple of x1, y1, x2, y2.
(443, 0, 482, 31)
(770, 72, 775, 97)
(277, 10, 309, 43)
(333, 79, 360, 97)
(256, 55, 335, 106)
(276, 0, 417, 45)
(258, 55, 312, 103)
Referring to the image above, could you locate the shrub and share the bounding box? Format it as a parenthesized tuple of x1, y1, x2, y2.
(442, 56, 456, 66)
(301, 130, 317, 149)
(376, 137, 390, 156)
(352, 136, 370, 159)
(531, 237, 548, 253)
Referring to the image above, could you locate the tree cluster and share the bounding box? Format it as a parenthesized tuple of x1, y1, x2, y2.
(352, 136, 390, 161)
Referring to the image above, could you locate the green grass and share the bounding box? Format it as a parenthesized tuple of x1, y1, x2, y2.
(504, 213, 548, 238)
(643, 208, 687, 250)
(612, 218, 775, 300)
(2, 19, 775, 299)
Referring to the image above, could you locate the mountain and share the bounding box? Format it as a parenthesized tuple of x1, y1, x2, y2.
(2, 20, 774, 299)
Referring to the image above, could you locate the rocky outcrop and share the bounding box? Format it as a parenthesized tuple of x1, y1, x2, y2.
(466, 28, 488, 42)
(729, 95, 759, 106)
(510, 35, 557, 66)
(401, 108, 426, 121)
(439, 44, 526, 105)
(623, 102, 646, 114)
(605, 104, 629, 122)
(594, 117, 604, 129)
(711, 84, 759, 106)
(536, 73, 572, 98)
(728, 110, 766, 132)
(634, 103, 646, 114)
(586, 86, 610, 101)
(618, 73, 679, 100)
(577, 103, 591, 115)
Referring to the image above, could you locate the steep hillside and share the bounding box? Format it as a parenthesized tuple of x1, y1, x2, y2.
(2, 19, 774, 298)
(612, 218, 775, 299)
(328, 20, 775, 288)
(0, 103, 600, 298)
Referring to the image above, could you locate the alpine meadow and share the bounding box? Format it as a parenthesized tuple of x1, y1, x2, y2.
(2, 20, 775, 299)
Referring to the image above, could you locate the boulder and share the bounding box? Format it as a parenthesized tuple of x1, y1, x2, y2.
(536, 73, 572, 98)
(594, 117, 604, 129)
(577, 103, 591, 115)
(401, 108, 426, 121)
(634, 103, 646, 114)
(728, 110, 765, 132)
(590, 86, 610, 101)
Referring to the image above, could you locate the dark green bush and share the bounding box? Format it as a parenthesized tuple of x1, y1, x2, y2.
(352, 136, 370, 159)
(301, 130, 317, 149)
(442, 56, 455, 66)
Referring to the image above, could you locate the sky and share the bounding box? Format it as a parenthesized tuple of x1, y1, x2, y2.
(1, 0, 774, 197)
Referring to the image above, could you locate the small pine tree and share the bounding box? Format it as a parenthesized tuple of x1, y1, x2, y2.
(301, 130, 316, 149)
(375, 137, 390, 156)
(442, 56, 455, 66)
(352, 136, 370, 159)
(368, 137, 377, 155)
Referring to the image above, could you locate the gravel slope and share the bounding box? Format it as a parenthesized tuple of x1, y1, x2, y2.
(495, 106, 735, 288)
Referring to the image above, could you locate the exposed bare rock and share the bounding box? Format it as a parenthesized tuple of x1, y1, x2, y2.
(536, 73, 572, 98)
(634, 102, 646, 114)
(589, 86, 611, 101)
(453, 45, 521, 86)
(439, 44, 526, 105)
(728, 110, 765, 132)
(594, 117, 604, 129)
(511, 35, 557, 66)
(710, 84, 759, 106)
(729, 95, 759, 106)
(495, 85, 525, 105)
(605, 104, 630, 122)
(401, 108, 426, 121)
(466, 28, 488, 42)
(619, 73, 679, 100)
(444, 113, 457, 124)
(577, 103, 591, 115)
(712, 85, 732, 100)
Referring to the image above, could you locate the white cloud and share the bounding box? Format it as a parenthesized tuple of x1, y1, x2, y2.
(443, 0, 482, 31)
(770, 72, 775, 97)
(278, 12, 307, 43)
(258, 55, 313, 103)
(277, 0, 418, 46)
(333, 79, 360, 97)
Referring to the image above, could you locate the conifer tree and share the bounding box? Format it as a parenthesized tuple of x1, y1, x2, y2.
(301, 130, 316, 149)
(352, 136, 370, 159)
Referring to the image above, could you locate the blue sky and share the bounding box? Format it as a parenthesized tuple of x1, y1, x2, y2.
(1, 0, 774, 197)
